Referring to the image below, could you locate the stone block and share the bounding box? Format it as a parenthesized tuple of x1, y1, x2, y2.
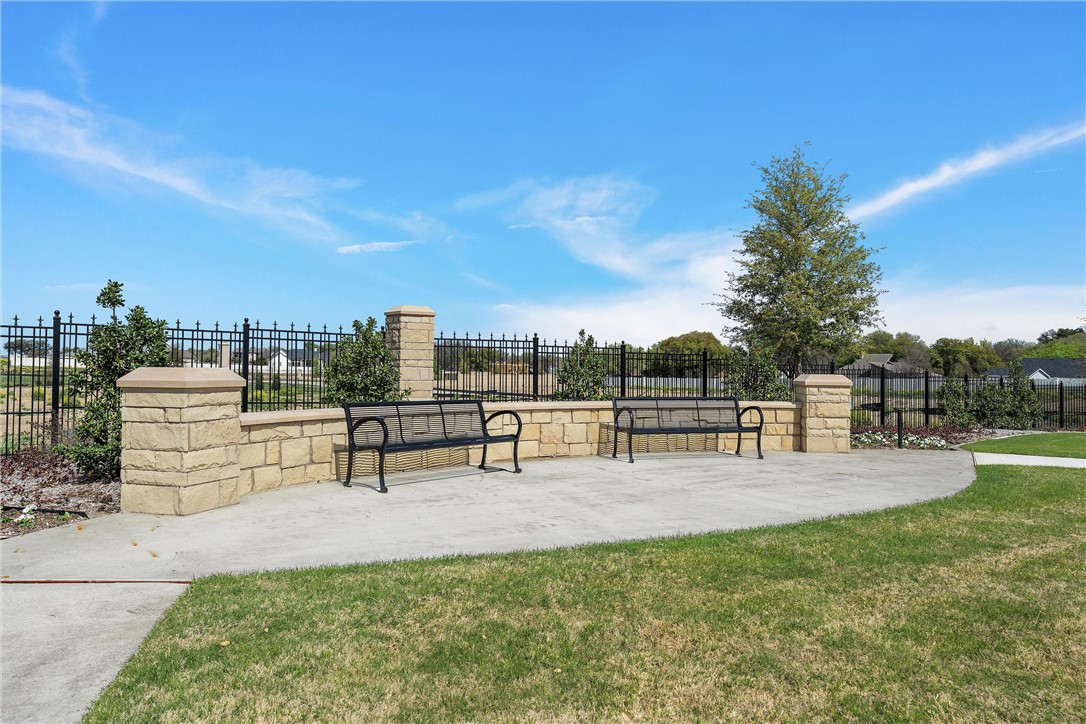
(181, 403, 239, 424)
(182, 446, 238, 472)
(539, 442, 559, 457)
(239, 469, 254, 496)
(121, 407, 166, 423)
(189, 418, 241, 451)
(552, 411, 572, 424)
(121, 483, 178, 515)
(518, 440, 539, 459)
(252, 466, 281, 492)
(521, 423, 541, 441)
(280, 438, 312, 468)
(281, 465, 307, 486)
(219, 478, 240, 507)
(122, 392, 183, 410)
(266, 441, 281, 465)
(177, 481, 222, 516)
(568, 443, 592, 458)
(125, 422, 188, 452)
(311, 435, 333, 463)
(248, 424, 302, 442)
(540, 425, 564, 445)
(563, 424, 587, 444)
(572, 410, 594, 423)
(239, 442, 265, 470)
(305, 462, 332, 481)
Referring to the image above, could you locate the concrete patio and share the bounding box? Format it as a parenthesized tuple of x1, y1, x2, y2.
(3, 449, 976, 723)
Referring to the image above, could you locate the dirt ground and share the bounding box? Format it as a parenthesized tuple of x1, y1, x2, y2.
(1, 451, 119, 538)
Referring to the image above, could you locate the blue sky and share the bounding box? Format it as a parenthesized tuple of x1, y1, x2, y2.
(2, 1, 1084, 347)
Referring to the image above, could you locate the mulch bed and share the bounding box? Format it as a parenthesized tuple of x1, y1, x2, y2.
(1, 451, 119, 538)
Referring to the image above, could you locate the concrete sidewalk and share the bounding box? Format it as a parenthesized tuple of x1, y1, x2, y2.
(971, 452, 1085, 469)
(3, 449, 975, 723)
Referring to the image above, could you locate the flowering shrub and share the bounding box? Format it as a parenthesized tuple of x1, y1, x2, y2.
(851, 430, 949, 450)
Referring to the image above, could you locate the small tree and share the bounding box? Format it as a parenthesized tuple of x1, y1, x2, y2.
(56, 281, 172, 479)
(723, 348, 791, 401)
(553, 330, 609, 401)
(714, 144, 883, 373)
(321, 317, 407, 405)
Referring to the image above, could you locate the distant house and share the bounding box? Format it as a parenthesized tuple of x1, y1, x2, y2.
(230, 347, 329, 371)
(986, 357, 1086, 385)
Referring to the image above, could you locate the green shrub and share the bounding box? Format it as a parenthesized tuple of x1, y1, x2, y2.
(553, 330, 609, 401)
(723, 348, 792, 401)
(936, 361, 1043, 429)
(55, 281, 172, 479)
(321, 317, 407, 405)
(31, 386, 46, 402)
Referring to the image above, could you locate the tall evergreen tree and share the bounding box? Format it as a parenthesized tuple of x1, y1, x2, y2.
(714, 145, 883, 373)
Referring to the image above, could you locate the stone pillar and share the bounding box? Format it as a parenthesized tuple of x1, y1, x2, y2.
(384, 305, 435, 400)
(793, 374, 852, 453)
(118, 368, 245, 515)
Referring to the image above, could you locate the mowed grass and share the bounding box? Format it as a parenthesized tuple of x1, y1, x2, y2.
(87, 466, 1085, 723)
(964, 432, 1086, 459)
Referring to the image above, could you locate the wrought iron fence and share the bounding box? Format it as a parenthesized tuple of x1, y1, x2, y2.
(2, 312, 354, 454)
(434, 330, 1086, 431)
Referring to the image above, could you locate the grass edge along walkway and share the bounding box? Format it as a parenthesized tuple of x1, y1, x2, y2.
(87, 465, 1085, 723)
(963, 431, 1086, 459)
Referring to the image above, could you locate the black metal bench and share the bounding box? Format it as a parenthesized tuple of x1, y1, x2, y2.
(342, 400, 522, 492)
(612, 396, 765, 463)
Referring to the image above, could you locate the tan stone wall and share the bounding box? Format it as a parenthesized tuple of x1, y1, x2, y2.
(794, 374, 852, 453)
(118, 368, 245, 515)
(384, 305, 435, 401)
(471, 400, 801, 464)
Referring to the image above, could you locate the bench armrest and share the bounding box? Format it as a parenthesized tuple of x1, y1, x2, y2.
(739, 405, 764, 428)
(347, 414, 390, 450)
(614, 405, 636, 430)
(484, 409, 522, 438)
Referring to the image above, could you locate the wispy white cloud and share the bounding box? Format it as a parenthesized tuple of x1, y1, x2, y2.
(462, 272, 505, 291)
(2, 85, 357, 240)
(336, 241, 419, 254)
(850, 121, 1086, 220)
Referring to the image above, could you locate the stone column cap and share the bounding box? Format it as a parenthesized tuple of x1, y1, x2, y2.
(385, 305, 435, 317)
(793, 373, 852, 388)
(118, 367, 246, 391)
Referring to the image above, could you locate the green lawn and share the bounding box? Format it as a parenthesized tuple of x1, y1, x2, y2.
(87, 466, 1085, 722)
(963, 432, 1086, 459)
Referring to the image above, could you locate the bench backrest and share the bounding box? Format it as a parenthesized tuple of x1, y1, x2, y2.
(344, 400, 486, 447)
(612, 396, 741, 429)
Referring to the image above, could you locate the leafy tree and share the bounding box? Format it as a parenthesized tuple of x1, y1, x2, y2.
(321, 317, 407, 405)
(855, 330, 931, 371)
(644, 331, 730, 377)
(553, 330, 609, 401)
(992, 338, 1032, 365)
(722, 347, 792, 401)
(3, 339, 50, 357)
(56, 282, 172, 479)
(1037, 326, 1085, 344)
(714, 144, 882, 373)
(929, 337, 1001, 376)
(1031, 332, 1086, 359)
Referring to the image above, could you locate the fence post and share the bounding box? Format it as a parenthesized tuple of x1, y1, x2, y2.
(1059, 381, 1064, 429)
(620, 342, 627, 398)
(50, 310, 61, 446)
(385, 305, 435, 400)
(532, 334, 540, 401)
(879, 365, 887, 426)
(701, 349, 709, 397)
(924, 370, 931, 427)
(241, 318, 250, 412)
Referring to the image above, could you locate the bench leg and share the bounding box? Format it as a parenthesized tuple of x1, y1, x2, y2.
(735, 433, 743, 457)
(479, 443, 488, 471)
(612, 427, 618, 459)
(756, 431, 763, 460)
(627, 430, 635, 464)
(377, 449, 388, 493)
(344, 447, 354, 487)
